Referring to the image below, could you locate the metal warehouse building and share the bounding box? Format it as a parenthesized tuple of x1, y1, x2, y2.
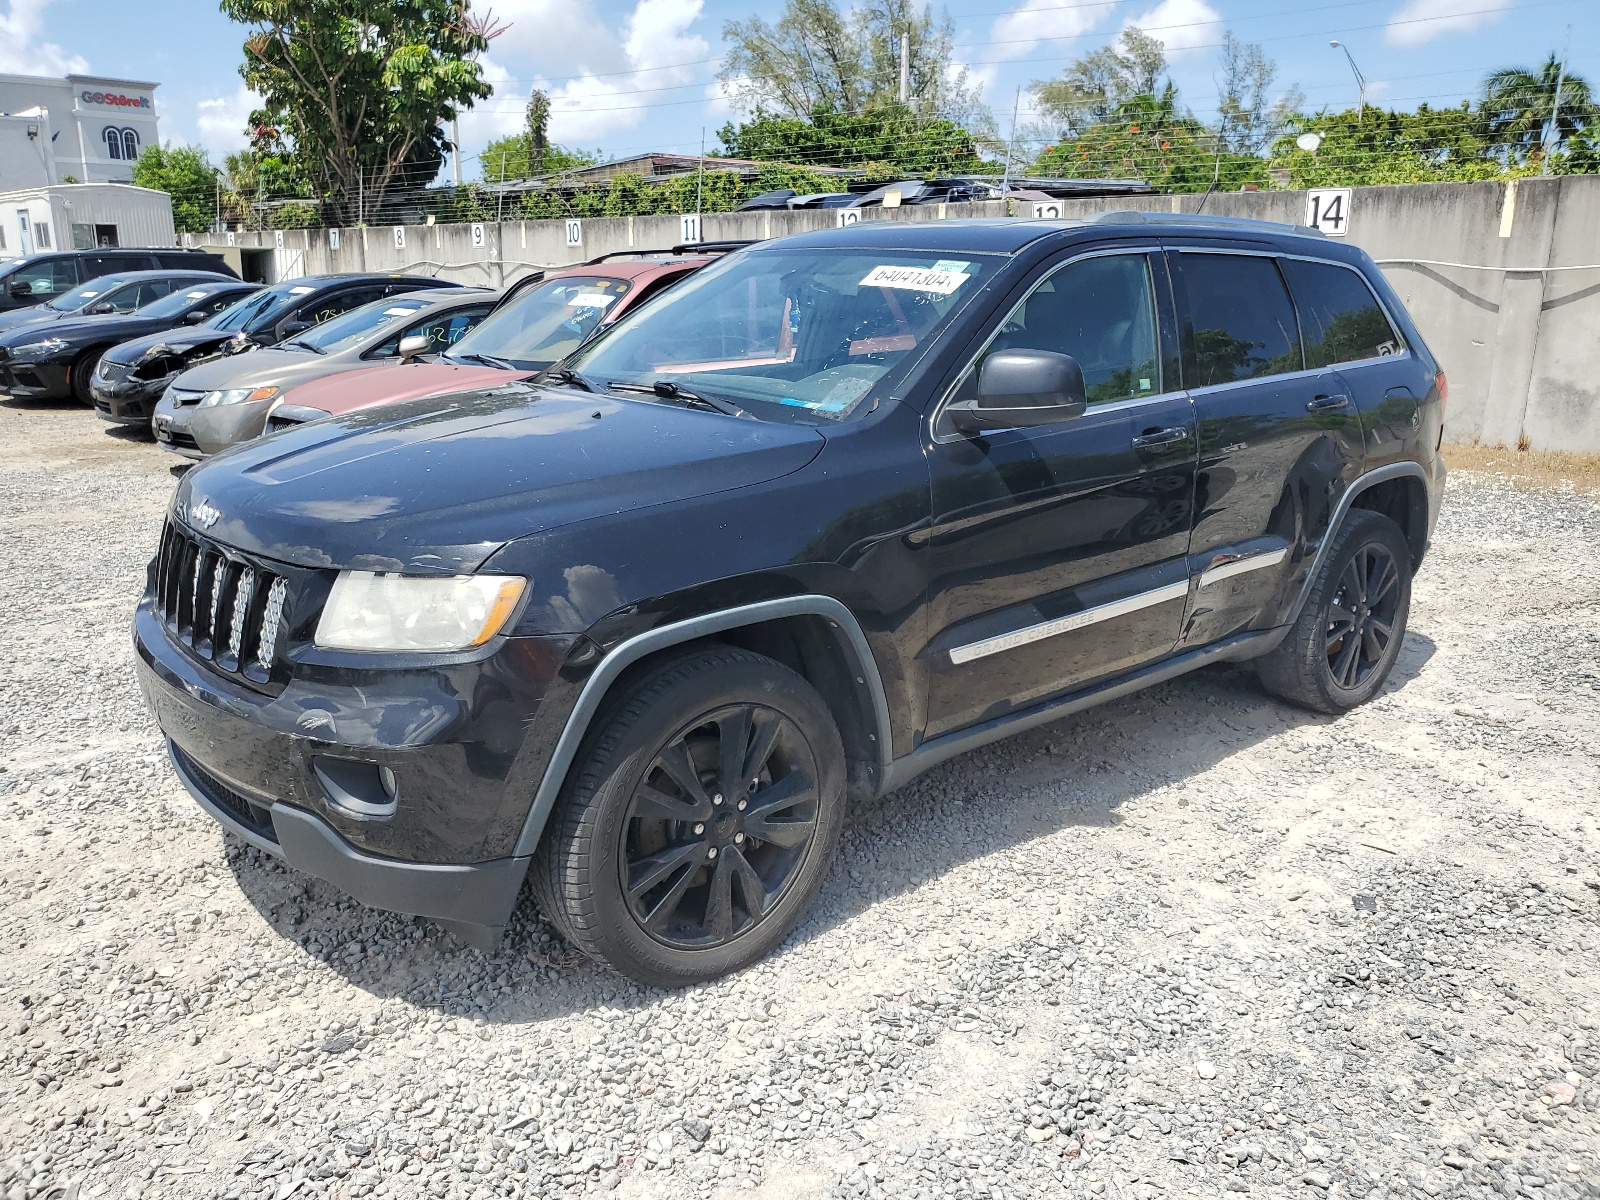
(0, 183, 176, 261)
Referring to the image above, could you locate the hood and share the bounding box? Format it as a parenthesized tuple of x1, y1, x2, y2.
(0, 310, 163, 347)
(169, 347, 373, 394)
(280, 362, 530, 416)
(0, 308, 65, 336)
(174, 384, 825, 573)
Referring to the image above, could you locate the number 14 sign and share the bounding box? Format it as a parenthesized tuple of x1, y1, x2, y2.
(1305, 188, 1352, 237)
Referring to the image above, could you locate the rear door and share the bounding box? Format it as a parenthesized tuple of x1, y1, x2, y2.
(922, 246, 1198, 739)
(1168, 247, 1364, 648)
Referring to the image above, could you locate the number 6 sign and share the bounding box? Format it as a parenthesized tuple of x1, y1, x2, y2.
(1305, 188, 1352, 237)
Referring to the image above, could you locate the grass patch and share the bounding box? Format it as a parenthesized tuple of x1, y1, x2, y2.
(1442, 442, 1600, 495)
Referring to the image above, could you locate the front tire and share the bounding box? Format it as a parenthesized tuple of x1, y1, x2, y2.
(531, 646, 846, 986)
(1257, 509, 1412, 714)
(71, 349, 101, 407)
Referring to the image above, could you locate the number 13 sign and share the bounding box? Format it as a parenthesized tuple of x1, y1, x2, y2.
(1305, 188, 1352, 237)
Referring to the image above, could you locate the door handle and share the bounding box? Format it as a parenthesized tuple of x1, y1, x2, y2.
(1306, 394, 1350, 412)
(1131, 426, 1189, 449)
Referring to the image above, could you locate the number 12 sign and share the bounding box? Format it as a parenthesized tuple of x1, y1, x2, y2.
(1305, 188, 1352, 237)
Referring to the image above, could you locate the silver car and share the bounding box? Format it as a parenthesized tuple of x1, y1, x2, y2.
(152, 287, 496, 459)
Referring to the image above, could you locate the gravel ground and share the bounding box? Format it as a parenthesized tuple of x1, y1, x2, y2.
(1, 400, 1597, 1200)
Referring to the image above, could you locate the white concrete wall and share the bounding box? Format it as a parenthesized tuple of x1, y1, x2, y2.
(195, 175, 1600, 452)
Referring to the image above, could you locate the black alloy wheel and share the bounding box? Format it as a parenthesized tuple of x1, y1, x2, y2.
(1257, 508, 1413, 714)
(532, 646, 846, 986)
(1324, 542, 1402, 691)
(622, 702, 820, 949)
(71, 349, 102, 406)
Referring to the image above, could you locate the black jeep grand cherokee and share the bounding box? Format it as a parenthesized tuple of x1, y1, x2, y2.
(134, 214, 1445, 985)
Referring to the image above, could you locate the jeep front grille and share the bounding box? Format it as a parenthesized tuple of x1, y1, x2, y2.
(155, 521, 289, 687)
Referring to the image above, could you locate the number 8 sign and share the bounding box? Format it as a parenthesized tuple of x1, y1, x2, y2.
(1305, 188, 1352, 237)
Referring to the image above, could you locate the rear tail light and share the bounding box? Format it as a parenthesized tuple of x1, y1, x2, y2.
(1435, 370, 1448, 418)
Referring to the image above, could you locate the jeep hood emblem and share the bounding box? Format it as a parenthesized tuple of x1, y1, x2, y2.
(190, 498, 221, 529)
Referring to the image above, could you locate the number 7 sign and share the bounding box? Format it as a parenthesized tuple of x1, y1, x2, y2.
(1305, 188, 1352, 237)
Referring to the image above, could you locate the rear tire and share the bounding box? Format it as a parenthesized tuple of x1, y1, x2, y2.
(1257, 509, 1412, 714)
(531, 646, 846, 986)
(71, 349, 101, 407)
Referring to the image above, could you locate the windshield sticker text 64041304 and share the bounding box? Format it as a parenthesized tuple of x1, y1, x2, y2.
(858, 265, 969, 295)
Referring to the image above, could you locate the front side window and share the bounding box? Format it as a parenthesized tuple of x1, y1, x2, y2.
(450, 276, 634, 371)
(1179, 253, 1303, 386)
(374, 307, 491, 358)
(962, 253, 1161, 407)
(561, 250, 999, 423)
(285, 297, 425, 354)
(1280, 259, 1403, 367)
(297, 287, 385, 327)
(131, 279, 175, 309)
(8, 260, 76, 297)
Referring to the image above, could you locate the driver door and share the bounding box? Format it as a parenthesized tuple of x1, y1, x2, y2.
(922, 248, 1198, 740)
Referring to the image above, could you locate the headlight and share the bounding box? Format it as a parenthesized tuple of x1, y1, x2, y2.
(10, 338, 69, 361)
(198, 385, 280, 408)
(314, 572, 527, 652)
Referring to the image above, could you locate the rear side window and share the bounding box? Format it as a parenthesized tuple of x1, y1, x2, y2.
(1281, 259, 1403, 367)
(1178, 253, 1302, 386)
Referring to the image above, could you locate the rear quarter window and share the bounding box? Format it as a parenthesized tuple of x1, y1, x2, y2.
(1281, 259, 1403, 367)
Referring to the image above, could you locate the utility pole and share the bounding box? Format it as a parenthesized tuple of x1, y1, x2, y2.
(1329, 41, 1367, 122)
(1542, 27, 1570, 176)
(898, 30, 910, 105)
(451, 118, 463, 187)
(1000, 86, 1021, 195)
(696, 127, 706, 221)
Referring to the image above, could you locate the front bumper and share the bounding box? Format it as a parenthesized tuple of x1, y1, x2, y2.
(92, 366, 170, 425)
(0, 358, 71, 400)
(152, 392, 279, 458)
(133, 596, 577, 943)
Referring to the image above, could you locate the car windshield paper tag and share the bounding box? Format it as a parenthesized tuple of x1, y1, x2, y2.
(184, 290, 207, 299)
(859, 265, 968, 295)
(289, 286, 315, 295)
(383, 306, 420, 316)
(568, 292, 617, 308)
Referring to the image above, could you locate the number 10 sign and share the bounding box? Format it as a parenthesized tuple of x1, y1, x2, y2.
(1305, 188, 1352, 237)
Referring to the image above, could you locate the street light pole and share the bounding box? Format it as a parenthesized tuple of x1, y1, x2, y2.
(1329, 40, 1367, 123)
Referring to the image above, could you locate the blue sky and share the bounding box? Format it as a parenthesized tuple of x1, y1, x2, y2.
(2, 0, 1595, 180)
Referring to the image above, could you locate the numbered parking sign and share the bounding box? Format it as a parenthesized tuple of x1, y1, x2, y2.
(836, 209, 860, 227)
(394, 226, 406, 249)
(274, 230, 285, 249)
(329, 229, 340, 250)
(680, 213, 702, 244)
(1032, 201, 1063, 220)
(471, 223, 485, 248)
(1305, 188, 1352, 237)
(226, 231, 235, 247)
(565, 220, 582, 248)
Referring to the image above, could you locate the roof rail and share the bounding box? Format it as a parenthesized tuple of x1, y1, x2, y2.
(670, 239, 760, 255)
(1084, 210, 1326, 238)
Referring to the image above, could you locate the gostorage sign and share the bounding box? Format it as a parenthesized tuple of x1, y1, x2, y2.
(80, 90, 153, 109)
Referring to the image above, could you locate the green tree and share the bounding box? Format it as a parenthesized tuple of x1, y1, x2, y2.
(479, 137, 598, 181)
(1269, 104, 1505, 187)
(1033, 92, 1263, 192)
(1482, 54, 1595, 161)
(720, 104, 998, 175)
(1215, 32, 1302, 155)
(720, 0, 986, 129)
(130, 144, 222, 234)
(219, 0, 494, 223)
(1031, 27, 1168, 138)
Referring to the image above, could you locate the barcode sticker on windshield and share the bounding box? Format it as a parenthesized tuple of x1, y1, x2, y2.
(567, 293, 617, 308)
(858, 265, 969, 295)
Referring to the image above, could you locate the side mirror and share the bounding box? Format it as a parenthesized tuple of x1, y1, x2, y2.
(396, 334, 431, 363)
(947, 349, 1088, 436)
(184, 309, 210, 324)
(7, 281, 32, 299)
(280, 319, 312, 336)
(90, 301, 116, 315)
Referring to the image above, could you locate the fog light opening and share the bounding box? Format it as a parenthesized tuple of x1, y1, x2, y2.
(379, 765, 398, 800)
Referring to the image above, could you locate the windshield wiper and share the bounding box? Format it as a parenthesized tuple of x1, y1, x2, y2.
(284, 339, 325, 354)
(544, 366, 604, 392)
(450, 351, 518, 370)
(609, 379, 754, 420)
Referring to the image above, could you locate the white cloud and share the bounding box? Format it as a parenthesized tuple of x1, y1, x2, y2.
(1385, 0, 1512, 45)
(1124, 0, 1222, 59)
(0, 0, 87, 76)
(987, 0, 1109, 63)
(456, 0, 711, 168)
(189, 85, 260, 160)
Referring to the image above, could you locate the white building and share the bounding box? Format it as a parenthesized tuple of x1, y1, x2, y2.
(0, 184, 176, 260)
(0, 72, 161, 192)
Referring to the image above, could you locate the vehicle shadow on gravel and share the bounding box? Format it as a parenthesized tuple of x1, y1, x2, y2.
(220, 630, 1436, 1018)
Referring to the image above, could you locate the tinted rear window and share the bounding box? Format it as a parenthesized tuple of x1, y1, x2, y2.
(1179, 253, 1302, 386)
(1281, 259, 1403, 367)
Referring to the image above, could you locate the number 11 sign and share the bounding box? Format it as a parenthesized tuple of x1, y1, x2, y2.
(1305, 188, 1352, 237)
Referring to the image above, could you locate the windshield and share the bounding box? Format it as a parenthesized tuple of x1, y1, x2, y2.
(205, 282, 313, 334)
(446, 275, 632, 369)
(137, 286, 223, 321)
(286, 298, 427, 354)
(561, 249, 997, 423)
(48, 278, 124, 311)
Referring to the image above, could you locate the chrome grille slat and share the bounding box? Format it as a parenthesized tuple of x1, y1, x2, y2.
(155, 519, 291, 688)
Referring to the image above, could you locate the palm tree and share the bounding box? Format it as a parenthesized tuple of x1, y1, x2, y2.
(1481, 54, 1596, 160)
